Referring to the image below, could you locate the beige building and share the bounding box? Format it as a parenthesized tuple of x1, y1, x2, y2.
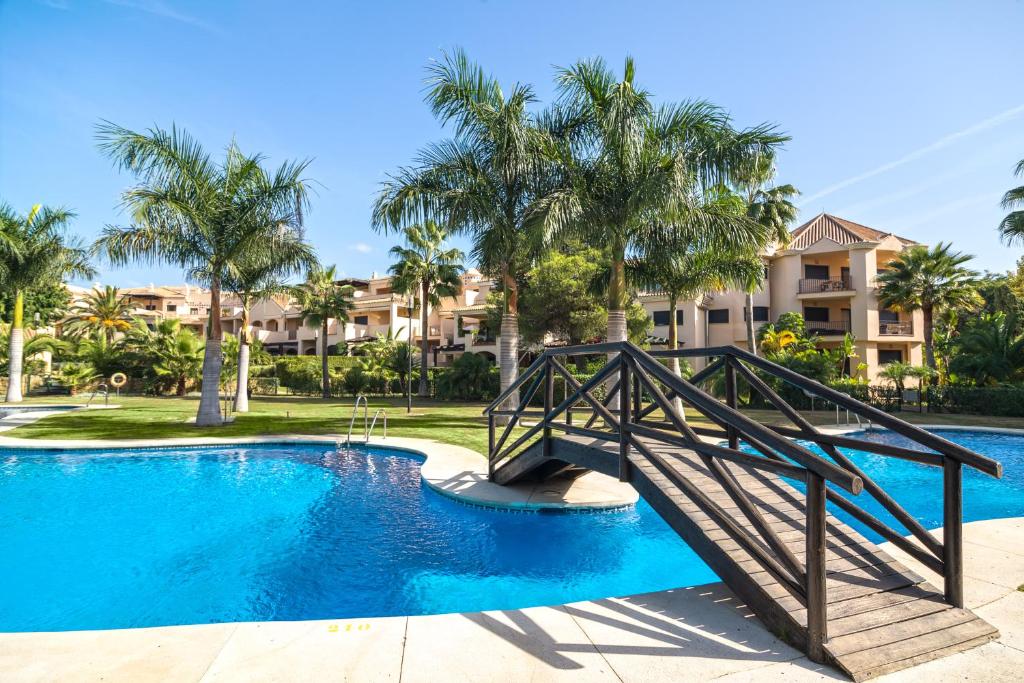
(641, 214, 925, 383)
(119, 284, 214, 337)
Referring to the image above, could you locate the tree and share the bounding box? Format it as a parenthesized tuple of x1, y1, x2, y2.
(0, 281, 71, 329)
(224, 235, 314, 412)
(388, 221, 464, 397)
(64, 286, 133, 342)
(876, 243, 982, 371)
(998, 158, 1024, 245)
(94, 122, 311, 425)
(373, 49, 548, 413)
(535, 57, 787, 371)
(292, 265, 354, 398)
(735, 154, 799, 354)
(0, 203, 93, 402)
(153, 323, 205, 396)
(949, 312, 1024, 385)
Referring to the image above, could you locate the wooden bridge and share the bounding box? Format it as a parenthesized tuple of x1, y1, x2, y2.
(483, 342, 1004, 681)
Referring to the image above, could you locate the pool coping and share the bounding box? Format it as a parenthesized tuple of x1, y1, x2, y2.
(0, 432, 638, 511)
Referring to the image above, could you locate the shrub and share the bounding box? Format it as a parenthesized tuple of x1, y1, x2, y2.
(435, 353, 499, 401)
(342, 366, 370, 397)
(927, 384, 1024, 417)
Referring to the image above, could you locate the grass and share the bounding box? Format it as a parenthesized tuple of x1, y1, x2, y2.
(4, 395, 495, 454)
(7, 394, 1024, 456)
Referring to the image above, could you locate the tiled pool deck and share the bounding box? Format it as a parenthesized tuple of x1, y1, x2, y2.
(0, 432, 1020, 681)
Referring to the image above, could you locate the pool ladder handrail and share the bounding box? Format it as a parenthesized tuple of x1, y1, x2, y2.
(342, 397, 388, 447)
(86, 382, 109, 407)
(368, 408, 387, 440)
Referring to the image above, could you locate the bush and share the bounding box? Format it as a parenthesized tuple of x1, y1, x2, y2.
(435, 353, 499, 401)
(927, 385, 1024, 417)
(272, 356, 361, 393)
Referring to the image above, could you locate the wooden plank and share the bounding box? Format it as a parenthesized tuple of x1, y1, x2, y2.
(837, 619, 997, 679)
(847, 632, 998, 681)
(827, 608, 978, 657)
(828, 598, 952, 638)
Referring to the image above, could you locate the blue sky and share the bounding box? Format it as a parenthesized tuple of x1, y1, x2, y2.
(2, 0, 1022, 287)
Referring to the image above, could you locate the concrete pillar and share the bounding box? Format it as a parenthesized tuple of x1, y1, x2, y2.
(848, 246, 877, 342)
(769, 253, 801, 320)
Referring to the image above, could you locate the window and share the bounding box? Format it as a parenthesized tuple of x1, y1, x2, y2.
(190, 307, 200, 315)
(744, 306, 769, 322)
(145, 304, 156, 311)
(166, 304, 176, 312)
(879, 308, 899, 323)
(354, 315, 368, 325)
(652, 310, 684, 326)
(804, 264, 830, 280)
(803, 307, 830, 322)
(878, 349, 903, 365)
(708, 309, 729, 324)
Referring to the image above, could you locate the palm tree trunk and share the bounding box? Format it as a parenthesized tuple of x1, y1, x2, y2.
(195, 280, 223, 426)
(321, 319, 330, 399)
(923, 306, 936, 370)
(606, 254, 627, 411)
(498, 273, 519, 418)
(745, 291, 757, 356)
(418, 280, 430, 397)
(667, 294, 685, 420)
(5, 290, 24, 403)
(234, 305, 250, 412)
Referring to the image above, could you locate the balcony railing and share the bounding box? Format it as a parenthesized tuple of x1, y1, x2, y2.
(806, 320, 851, 336)
(798, 276, 852, 294)
(879, 320, 914, 336)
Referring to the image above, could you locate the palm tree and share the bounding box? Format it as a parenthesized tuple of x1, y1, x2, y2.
(628, 241, 763, 416)
(0, 203, 93, 402)
(950, 312, 1024, 385)
(292, 265, 354, 399)
(65, 285, 133, 342)
(223, 235, 315, 412)
(373, 49, 547, 412)
(877, 243, 982, 371)
(535, 57, 788, 369)
(998, 158, 1024, 244)
(735, 155, 799, 355)
(388, 221, 464, 397)
(94, 122, 311, 425)
(153, 323, 205, 396)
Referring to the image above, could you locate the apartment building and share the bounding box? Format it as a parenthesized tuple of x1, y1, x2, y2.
(641, 213, 925, 382)
(119, 284, 213, 337)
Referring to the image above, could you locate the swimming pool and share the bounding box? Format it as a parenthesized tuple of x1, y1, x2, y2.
(0, 429, 1019, 633)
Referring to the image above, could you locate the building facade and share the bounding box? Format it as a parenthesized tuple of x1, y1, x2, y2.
(640, 213, 925, 382)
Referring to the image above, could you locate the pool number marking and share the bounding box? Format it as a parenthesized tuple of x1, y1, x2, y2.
(327, 623, 371, 633)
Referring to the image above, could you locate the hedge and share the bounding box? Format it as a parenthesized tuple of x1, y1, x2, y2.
(927, 385, 1024, 417)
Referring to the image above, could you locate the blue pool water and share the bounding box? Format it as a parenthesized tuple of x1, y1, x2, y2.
(0, 429, 1020, 633)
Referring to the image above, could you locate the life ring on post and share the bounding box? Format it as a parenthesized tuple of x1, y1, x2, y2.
(109, 372, 128, 389)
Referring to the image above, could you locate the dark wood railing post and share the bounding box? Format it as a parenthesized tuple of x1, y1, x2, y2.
(806, 472, 828, 663)
(487, 412, 496, 480)
(543, 357, 554, 458)
(565, 366, 573, 425)
(943, 457, 964, 607)
(619, 355, 632, 482)
(724, 356, 739, 449)
(632, 371, 641, 417)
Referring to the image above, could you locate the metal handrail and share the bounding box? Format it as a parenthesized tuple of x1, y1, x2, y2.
(345, 395, 369, 446)
(368, 408, 387, 440)
(85, 383, 108, 407)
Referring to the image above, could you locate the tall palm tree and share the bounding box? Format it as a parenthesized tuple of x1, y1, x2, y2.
(735, 155, 799, 355)
(373, 49, 547, 412)
(950, 312, 1024, 385)
(877, 243, 982, 371)
(628, 240, 763, 416)
(536, 57, 788, 366)
(388, 221, 464, 397)
(998, 158, 1024, 244)
(94, 122, 311, 425)
(0, 203, 93, 402)
(223, 232, 315, 412)
(292, 265, 354, 399)
(65, 285, 133, 342)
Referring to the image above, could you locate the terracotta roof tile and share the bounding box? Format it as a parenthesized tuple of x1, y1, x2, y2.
(787, 213, 917, 250)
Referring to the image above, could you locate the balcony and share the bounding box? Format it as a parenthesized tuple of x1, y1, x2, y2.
(879, 320, 914, 336)
(472, 334, 496, 346)
(806, 319, 851, 336)
(798, 275, 852, 295)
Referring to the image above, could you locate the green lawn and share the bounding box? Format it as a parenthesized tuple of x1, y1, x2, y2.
(4, 395, 495, 454)
(6, 394, 1024, 456)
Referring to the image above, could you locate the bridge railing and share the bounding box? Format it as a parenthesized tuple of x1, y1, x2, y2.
(483, 342, 1002, 663)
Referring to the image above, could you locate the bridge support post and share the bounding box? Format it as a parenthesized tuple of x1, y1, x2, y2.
(618, 358, 631, 482)
(724, 359, 739, 449)
(943, 458, 964, 607)
(487, 413, 495, 480)
(806, 472, 828, 663)
(543, 358, 554, 458)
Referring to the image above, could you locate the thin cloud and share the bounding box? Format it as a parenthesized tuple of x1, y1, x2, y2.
(350, 242, 373, 254)
(800, 103, 1024, 206)
(890, 192, 1001, 233)
(102, 0, 222, 35)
